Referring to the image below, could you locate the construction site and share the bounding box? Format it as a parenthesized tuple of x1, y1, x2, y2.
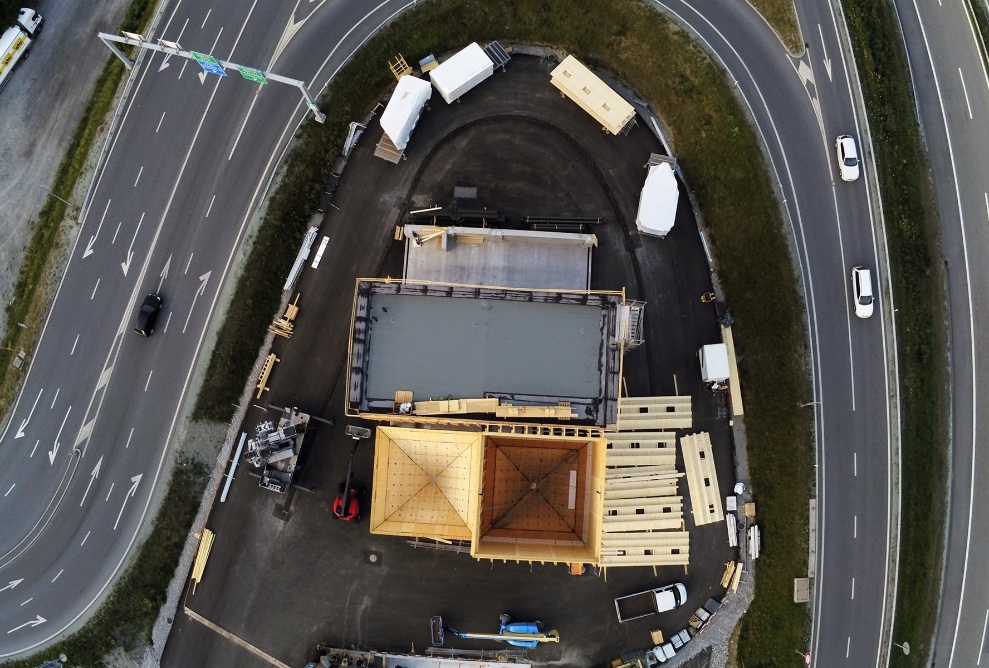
(165, 48, 753, 668)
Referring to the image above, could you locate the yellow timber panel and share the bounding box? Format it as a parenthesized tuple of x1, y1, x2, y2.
(680, 432, 724, 526)
(549, 55, 635, 135)
(613, 396, 692, 430)
(722, 325, 745, 417)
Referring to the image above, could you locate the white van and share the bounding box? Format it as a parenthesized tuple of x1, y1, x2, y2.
(0, 8, 44, 94)
(851, 266, 874, 318)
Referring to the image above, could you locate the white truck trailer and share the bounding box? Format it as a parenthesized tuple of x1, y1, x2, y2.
(0, 8, 43, 93)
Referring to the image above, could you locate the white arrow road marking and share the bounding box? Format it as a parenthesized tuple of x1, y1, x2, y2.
(14, 389, 43, 439)
(83, 199, 112, 259)
(114, 474, 143, 531)
(79, 455, 103, 507)
(157, 254, 172, 293)
(183, 271, 212, 334)
(7, 615, 45, 634)
(0, 579, 23, 592)
(120, 212, 145, 277)
(817, 24, 833, 82)
(48, 407, 72, 466)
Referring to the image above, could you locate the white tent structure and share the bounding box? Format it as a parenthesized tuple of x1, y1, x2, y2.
(429, 42, 494, 103)
(379, 75, 432, 150)
(635, 162, 679, 237)
(699, 343, 730, 383)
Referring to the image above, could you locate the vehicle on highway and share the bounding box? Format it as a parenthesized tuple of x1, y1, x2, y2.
(134, 294, 163, 336)
(835, 135, 861, 181)
(615, 582, 687, 622)
(851, 266, 874, 318)
(0, 8, 43, 94)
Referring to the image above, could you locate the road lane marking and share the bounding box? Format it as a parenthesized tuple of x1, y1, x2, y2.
(125, 428, 134, 449)
(4, 484, 13, 497)
(163, 311, 172, 334)
(133, 165, 144, 188)
(206, 194, 216, 217)
(113, 475, 143, 531)
(71, 334, 79, 356)
(846, 636, 851, 658)
(198, 28, 225, 85)
(96, 366, 113, 391)
(80, 531, 90, 546)
(816, 24, 833, 82)
(201, 8, 212, 28)
(853, 451, 857, 476)
(19, 598, 32, 606)
(158, 17, 189, 73)
(51, 570, 62, 583)
(80, 456, 103, 507)
(178, 59, 188, 80)
(183, 271, 212, 334)
(854, 515, 857, 538)
(15, 389, 43, 438)
(144, 370, 153, 392)
(156, 112, 166, 133)
(851, 577, 855, 599)
(83, 199, 112, 259)
(6, 615, 45, 634)
(30, 440, 38, 458)
(112, 220, 121, 244)
(958, 69, 974, 119)
(91, 279, 100, 300)
(48, 407, 73, 465)
(50, 388, 59, 409)
(120, 212, 145, 276)
(105, 482, 114, 502)
(184, 252, 194, 274)
(979, 609, 989, 664)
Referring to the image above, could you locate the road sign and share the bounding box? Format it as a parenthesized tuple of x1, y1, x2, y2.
(190, 50, 226, 77)
(237, 66, 267, 84)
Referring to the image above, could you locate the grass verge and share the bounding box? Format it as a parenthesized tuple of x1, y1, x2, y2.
(843, 1, 947, 666)
(0, 0, 156, 414)
(194, 0, 814, 663)
(3, 458, 208, 668)
(748, 0, 803, 52)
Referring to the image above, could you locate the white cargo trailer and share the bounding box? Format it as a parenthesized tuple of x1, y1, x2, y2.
(429, 42, 494, 103)
(379, 75, 432, 150)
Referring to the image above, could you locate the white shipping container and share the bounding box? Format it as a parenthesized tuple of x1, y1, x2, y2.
(429, 42, 494, 104)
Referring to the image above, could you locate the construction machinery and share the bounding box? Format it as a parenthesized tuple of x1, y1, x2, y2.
(333, 425, 371, 521)
(435, 613, 560, 648)
(244, 407, 310, 493)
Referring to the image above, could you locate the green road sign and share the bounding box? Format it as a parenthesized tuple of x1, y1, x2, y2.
(190, 51, 226, 77)
(237, 66, 267, 84)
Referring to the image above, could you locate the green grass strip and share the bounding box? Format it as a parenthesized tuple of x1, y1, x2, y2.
(194, 0, 814, 662)
(843, 1, 947, 666)
(3, 458, 208, 668)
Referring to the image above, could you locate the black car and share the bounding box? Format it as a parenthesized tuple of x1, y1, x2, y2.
(134, 294, 163, 336)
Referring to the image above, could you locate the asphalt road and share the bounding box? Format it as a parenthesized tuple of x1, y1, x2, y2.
(654, 1, 895, 665)
(892, 1, 989, 666)
(0, 0, 416, 657)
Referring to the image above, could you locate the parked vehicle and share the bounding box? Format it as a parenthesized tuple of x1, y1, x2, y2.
(649, 643, 676, 664)
(615, 582, 687, 622)
(0, 8, 43, 93)
(669, 629, 691, 650)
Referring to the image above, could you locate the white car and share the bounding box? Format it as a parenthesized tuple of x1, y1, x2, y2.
(835, 135, 861, 182)
(851, 266, 874, 318)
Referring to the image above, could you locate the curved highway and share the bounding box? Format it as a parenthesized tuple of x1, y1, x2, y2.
(0, 0, 900, 662)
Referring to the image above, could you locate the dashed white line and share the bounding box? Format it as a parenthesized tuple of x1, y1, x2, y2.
(112, 220, 122, 244)
(80, 531, 91, 546)
(50, 388, 59, 409)
(4, 484, 14, 497)
(979, 610, 989, 665)
(134, 165, 144, 188)
(105, 483, 115, 502)
(846, 636, 851, 658)
(144, 370, 153, 392)
(851, 577, 855, 600)
(51, 569, 63, 583)
(163, 311, 172, 334)
(71, 333, 79, 356)
(854, 514, 857, 538)
(30, 440, 38, 458)
(206, 195, 216, 218)
(958, 68, 974, 119)
(91, 278, 100, 300)
(156, 112, 166, 133)
(19, 598, 32, 607)
(178, 59, 189, 80)
(853, 452, 857, 476)
(201, 8, 212, 28)
(184, 252, 194, 274)
(125, 427, 134, 449)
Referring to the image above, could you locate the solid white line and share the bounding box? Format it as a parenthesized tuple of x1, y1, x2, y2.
(4, 484, 13, 497)
(163, 311, 172, 334)
(125, 428, 134, 449)
(958, 68, 973, 119)
(105, 483, 114, 503)
(70, 334, 79, 356)
(90, 279, 100, 300)
(111, 221, 121, 244)
(50, 388, 59, 410)
(206, 195, 216, 218)
(184, 253, 194, 274)
(979, 610, 989, 665)
(133, 165, 144, 188)
(80, 531, 90, 546)
(144, 370, 153, 393)
(156, 112, 166, 133)
(51, 569, 62, 584)
(201, 8, 212, 28)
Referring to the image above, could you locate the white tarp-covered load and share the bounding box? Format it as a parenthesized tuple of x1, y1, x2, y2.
(429, 42, 494, 103)
(380, 75, 432, 150)
(635, 163, 679, 237)
(699, 343, 730, 383)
